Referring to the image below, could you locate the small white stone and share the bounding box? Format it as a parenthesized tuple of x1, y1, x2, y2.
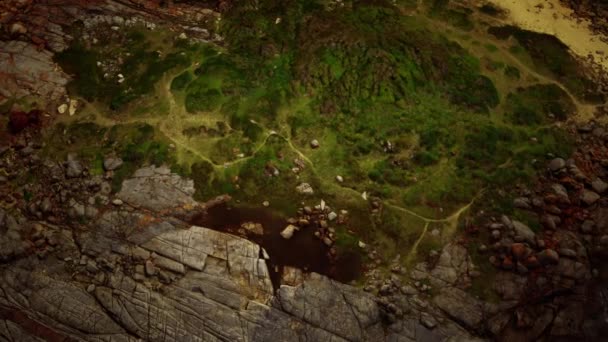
(112, 199, 123, 206)
(57, 104, 68, 114)
(68, 99, 78, 116)
(328, 211, 337, 221)
(262, 201, 270, 207)
(361, 191, 368, 200)
(358, 241, 367, 248)
(178, 32, 188, 40)
(336, 175, 344, 183)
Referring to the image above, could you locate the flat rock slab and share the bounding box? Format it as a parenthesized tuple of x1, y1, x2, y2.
(117, 165, 198, 212)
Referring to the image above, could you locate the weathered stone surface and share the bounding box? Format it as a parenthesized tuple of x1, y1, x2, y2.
(433, 287, 484, 330)
(0, 41, 68, 103)
(117, 165, 198, 211)
(429, 243, 472, 287)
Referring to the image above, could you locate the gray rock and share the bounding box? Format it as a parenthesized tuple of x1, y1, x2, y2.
(512, 220, 535, 244)
(103, 157, 123, 171)
(433, 287, 483, 330)
(117, 166, 198, 211)
(513, 197, 531, 209)
(548, 158, 566, 172)
(551, 183, 570, 203)
(65, 153, 83, 178)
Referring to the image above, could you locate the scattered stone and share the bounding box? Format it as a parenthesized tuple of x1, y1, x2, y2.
(591, 178, 608, 194)
(57, 103, 68, 114)
(103, 157, 123, 171)
(512, 220, 535, 244)
(580, 190, 600, 206)
(335, 175, 344, 183)
(295, 183, 314, 195)
(262, 201, 270, 207)
(537, 249, 560, 265)
(68, 99, 78, 116)
(86, 284, 96, 293)
(328, 211, 337, 221)
(112, 199, 123, 206)
(310, 139, 320, 149)
(65, 153, 83, 178)
(145, 260, 157, 276)
(513, 197, 531, 209)
(548, 158, 566, 172)
(280, 225, 299, 239)
(358, 240, 367, 248)
(241, 222, 264, 235)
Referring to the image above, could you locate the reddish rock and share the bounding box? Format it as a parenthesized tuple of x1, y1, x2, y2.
(511, 243, 529, 261)
(537, 249, 560, 265)
(502, 256, 514, 270)
(523, 255, 540, 269)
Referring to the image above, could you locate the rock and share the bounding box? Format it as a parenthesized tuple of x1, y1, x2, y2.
(145, 260, 157, 276)
(511, 243, 529, 261)
(548, 158, 566, 172)
(336, 175, 344, 183)
(322, 237, 333, 246)
(420, 314, 437, 329)
(600, 235, 608, 245)
(591, 178, 608, 194)
(280, 225, 299, 239)
(537, 249, 560, 265)
(103, 157, 123, 171)
(117, 166, 198, 211)
(491, 229, 501, 240)
(513, 197, 531, 209)
(65, 153, 83, 178)
(295, 182, 314, 195)
(358, 240, 367, 248)
(310, 139, 320, 148)
(512, 220, 535, 244)
(434, 287, 483, 330)
(57, 103, 68, 114)
(68, 99, 78, 116)
(262, 200, 270, 207)
(10, 22, 27, 34)
(241, 222, 264, 235)
(581, 220, 595, 233)
(112, 199, 123, 206)
(551, 183, 570, 203)
(580, 190, 600, 206)
(328, 211, 337, 221)
(558, 248, 577, 258)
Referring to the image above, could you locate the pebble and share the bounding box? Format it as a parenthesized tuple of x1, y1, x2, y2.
(112, 199, 124, 206)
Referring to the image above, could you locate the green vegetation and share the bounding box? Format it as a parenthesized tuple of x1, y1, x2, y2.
(505, 84, 576, 125)
(488, 25, 605, 103)
(44, 122, 173, 192)
(44, 0, 591, 275)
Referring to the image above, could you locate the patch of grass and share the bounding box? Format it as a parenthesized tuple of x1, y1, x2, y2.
(505, 84, 576, 125)
(171, 70, 194, 92)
